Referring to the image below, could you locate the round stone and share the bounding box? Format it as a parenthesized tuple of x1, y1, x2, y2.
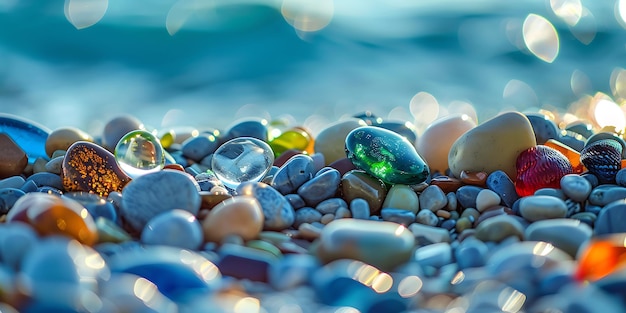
(316, 198, 348, 214)
(419, 184, 447, 212)
(121, 170, 201, 234)
(297, 168, 341, 207)
(317, 219, 414, 271)
(44, 156, 63, 174)
(141, 209, 203, 250)
(475, 215, 525, 242)
(417, 114, 476, 174)
(485, 170, 519, 207)
(455, 185, 483, 209)
(382, 184, 419, 213)
(588, 186, 626, 207)
(314, 118, 367, 165)
(349, 198, 370, 219)
(114, 130, 165, 178)
(102, 115, 143, 151)
(237, 182, 295, 231)
(475, 189, 501, 212)
(560, 174, 592, 202)
(414, 242, 453, 268)
(380, 208, 416, 226)
(524, 218, 592, 257)
(519, 195, 568, 222)
(45, 127, 93, 158)
(341, 170, 387, 214)
(211, 137, 274, 190)
(224, 118, 269, 142)
(294, 207, 323, 227)
(181, 133, 219, 162)
(201, 196, 264, 242)
(270, 154, 315, 195)
(416, 209, 439, 227)
(526, 113, 559, 145)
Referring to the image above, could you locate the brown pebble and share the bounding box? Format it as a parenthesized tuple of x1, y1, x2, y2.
(459, 170, 488, 186)
(273, 149, 303, 167)
(436, 210, 451, 219)
(163, 164, 185, 172)
(297, 222, 322, 240)
(460, 208, 480, 221)
(45, 127, 93, 157)
(457, 228, 477, 242)
(430, 176, 463, 193)
(202, 196, 264, 243)
(0, 133, 28, 179)
(456, 217, 473, 233)
(341, 170, 387, 214)
(199, 190, 232, 210)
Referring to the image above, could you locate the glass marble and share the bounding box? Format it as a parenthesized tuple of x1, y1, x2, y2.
(114, 130, 165, 179)
(211, 137, 274, 190)
(269, 128, 312, 157)
(0, 113, 50, 163)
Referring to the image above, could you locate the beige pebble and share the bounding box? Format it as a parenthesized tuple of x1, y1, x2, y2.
(382, 184, 420, 213)
(476, 189, 501, 212)
(320, 214, 335, 224)
(335, 207, 352, 219)
(298, 222, 322, 240)
(202, 196, 264, 243)
(314, 119, 367, 165)
(417, 114, 476, 174)
(436, 210, 451, 219)
(45, 127, 93, 157)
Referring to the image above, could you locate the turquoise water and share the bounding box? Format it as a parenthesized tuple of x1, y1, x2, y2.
(0, 0, 624, 135)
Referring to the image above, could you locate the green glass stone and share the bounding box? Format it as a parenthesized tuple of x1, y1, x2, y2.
(345, 126, 429, 185)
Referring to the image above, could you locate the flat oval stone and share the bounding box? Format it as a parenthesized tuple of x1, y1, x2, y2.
(560, 174, 592, 202)
(121, 169, 201, 234)
(237, 182, 295, 231)
(181, 134, 219, 162)
(0, 113, 50, 163)
(448, 111, 536, 180)
(45, 127, 93, 158)
(349, 198, 370, 219)
(380, 208, 416, 225)
(317, 219, 414, 271)
(141, 209, 203, 250)
(202, 196, 264, 242)
(524, 218, 592, 257)
(476, 189, 501, 212)
(26, 172, 63, 190)
(297, 168, 340, 207)
(341, 170, 387, 214)
(44, 156, 63, 175)
(271, 154, 315, 195)
(519, 195, 568, 222)
(455, 237, 488, 269)
(475, 215, 525, 242)
(486, 170, 519, 207)
(456, 185, 483, 209)
(0, 176, 25, 189)
(0, 133, 28, 179)
(101, 115, 143, 151)
(417, 114, 476, 174)
(62, 141, 131, 197)
(595, 199, 626, 235)
(316, 198, 348, 214)
(419, 184, 447, 212)
(224, 118, 268, 142)
(346, 126, 429, 185)
(382, 184, 419, 213)
(294, 207, 323, 227)
(414, 242, 452, 268)
(459, 171, 488, 186)
(588, 185, 626, 207)
(315, 119, 367, 165)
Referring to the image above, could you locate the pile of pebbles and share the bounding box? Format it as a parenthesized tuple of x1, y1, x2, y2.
(0, 110, 626, 313)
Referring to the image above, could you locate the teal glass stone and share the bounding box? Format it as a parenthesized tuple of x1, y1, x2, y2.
(0, 113, 50, 163)
(345, 126, 429, 185)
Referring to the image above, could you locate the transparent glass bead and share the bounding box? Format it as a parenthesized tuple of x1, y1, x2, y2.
(211, 137, 274, 189)
(114, 130, 165, 179)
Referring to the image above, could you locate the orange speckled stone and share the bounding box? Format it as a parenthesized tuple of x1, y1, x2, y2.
(62, 141, 131, 197)
(7, 192, 98, 245)
(544, 139, 585, 174)
(0, 133, 28, 178)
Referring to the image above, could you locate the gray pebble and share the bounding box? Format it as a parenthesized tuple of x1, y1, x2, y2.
(524, 218, 592, 257)
(316, 198, 347, 215)
(419, 185, 447, 211)
(44, 156, 63, 175)
(534, 188, 565, 200)
(565, 198, 581, 217)
(237, 182, 295, 231)
(297, 167, 340, 207)
(294, 207, 322, 227)
(380, 208, 416, 225)
(414, 242, 452, 268)
(271, 154, 315, 195)
(416, 209, 439, 226)
(455, 237, 488, 269)
(570, 212, 597, 227)
(519, 195, 567, 222)
(588, 185, 626, 206)
(26, 172, 63, 190)
(526, 113, 559, 144)
(181, 134, 219, 162)
(409, 223, 451, 243)
(596, 199, 626, 235)
(455, 185, 482, 209)
(141, 209, 203, 250)
(349, 198, 370, 219)
(446, 192, 457, 211)
(475, 215, 525, 242)
(285, 194, 305, 209)
(560, 174, 592, 202)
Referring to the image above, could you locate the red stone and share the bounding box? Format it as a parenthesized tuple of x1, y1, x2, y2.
(515, 145, 574, 197)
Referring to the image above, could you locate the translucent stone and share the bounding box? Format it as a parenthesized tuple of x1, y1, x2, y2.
(575, 233, 626, 282)
(211, 137, 274, 189)
(269, 128, 312, 157)
(114, 130, 165, 179)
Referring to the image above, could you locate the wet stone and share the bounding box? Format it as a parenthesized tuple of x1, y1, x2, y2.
(414, 242, 453, 268)
(181, 133, 219, 162)
(316, 198, 347, 214)
(294, 207, 323, 227)
(455, 237, 488, 269)
(524, 218, 592, 257)
(459, 171, 488, 186)
(519, 195, 568, 222)
(26, 172, 63, 190)
(420, 184, 447, 212)
(101, 115, 143, 151)
(349, 198, 370, 219)
(44, 156, 63, 174)
(211, 136, 274, 190)
(486, 170, 519, 207)
(560, 174, 592, 202)
(526, 113, 559, 145)
(0, 133, 28, 179)
(297, 167, 340, 207)
(534, 187, 566, 199)
(475, 215, 525, 243)
(380, 208, 416, 226)
(595, 199, 626, 235)
(341, 170, 387, 214)
(416, 209, 439, 226)
(0, 188, 25, 215)
(327, 157, 357, 177)
(588, 185, 626, 206)
(314, 119, 367, 165)
(285, 193, 305, 209)
(456, 185, 483, 209)
(237, 181, 295, 231)
(382, 184, 419, 213)
(345, 126, 429, 185)
(271, 154, 315, 195)
(409, 222, 451, 243)
(141, 209, 203, 250)
(121, 169, 201, 234)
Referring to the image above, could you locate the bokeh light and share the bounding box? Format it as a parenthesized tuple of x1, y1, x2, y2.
(550, 0, 582, 26)
(281, 0, 334, 32)
(522, 14, 560, 63)
(64, 0, 108, 29)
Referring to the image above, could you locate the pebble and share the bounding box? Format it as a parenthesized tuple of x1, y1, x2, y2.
(271, 154, 315, 195)
(43, 155, 63, 174)
(0, 133, 28, 179)
(315, 197, 347, 214)
(475, 214, 525, 242)
(409, 222, 451, 243)
(269, 128, 312, 157)
(519, 195, 568, 222)
(120, 169, 201, 233)
(455, 217, 473, 233)
(224, 118, 269, 142)
(317, 219, 414, 271)
(141, 209, 203, 250)
(417, 114, 476, 174)
(416, 209, 439, 226)
(524, 218, 592, 257)
(45, 127, 93, 157)
(429, 175, 463, 193)
(446, 192, 457, 211)
(534, 187, 566, 199)
(419, 184, 447, 212)
(475, 189, 501, 212)
(455, 185, 482, 209)
(485, 170, 519, 207)
(0, 176, 25, 189)
(615, 168, 626, 187)
(0, 188, 25, 214)
(294, 207, 323, 227)
(595, 199, 626, 235)
(341, 170, 388, 214)
(349, 198, 371, 219)
(380, 208, 416, 225)
(413, 242, 453, 268)
(455, 237, 488, 269)
(0, 222, 39, 270)
(382, 184, 420, 213)
(448, 111, 536, 180)
(101, 115, 143, 151)
(202, 196, 264, 242)
(181, 133, 219, 162)
(237, 182, 295, 231)
(526, 113, 559, 144)
(588, 185, 626, 206)
(314, 118, 367, 165)
(296, 167, 340, 207)
(560, 174, 592, 202)
(26, 172, 63, 190)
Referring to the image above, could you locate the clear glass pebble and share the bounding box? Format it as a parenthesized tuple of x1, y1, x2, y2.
(114, 130, 165, 179)
(211, 137, 274, 189)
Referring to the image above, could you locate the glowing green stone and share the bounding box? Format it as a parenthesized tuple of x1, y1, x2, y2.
(345, 126, 429, 185)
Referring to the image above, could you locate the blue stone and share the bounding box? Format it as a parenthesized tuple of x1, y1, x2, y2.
(526, 113, 559, 144)
(285, 193, 305, 209)
(455, 237, 488, 269)
(316, 198, 348, 214)
(0, 188, 25, 215)
(237, 181, 295, 230)
(486, 170, 519, 207)
(0, 176, 25, 189)
(36, 186, 63, 196)
(349, 198, 371, 219)
(63, 192, 117, 222)
(26, 172, 63, 190)
(557, 131, 585, 152)
(181, 134, 219, 162)
(224, 119, 268, 142)
(297, 167, 341, 207)
(595, 199, 626, 235)
(217, 244, 275, 282)
(141, 209, 203, 250)
(20, 180, 38, 193)
(380, 208, 416, 226)
(0, 113, 50, 163)
(0, 222, 38, 270)
(566, 121, 594, 139)
(455, 185, 483, 209)
(271, 154, 315, 195)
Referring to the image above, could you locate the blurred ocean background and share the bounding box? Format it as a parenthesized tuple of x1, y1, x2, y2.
(0, 0, 625, 135)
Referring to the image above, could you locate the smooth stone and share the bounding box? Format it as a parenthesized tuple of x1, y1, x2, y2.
(217, 243, 275, 282)
(26, 172, 63, 190)
(475, 215, 525, 242)
(524, 218, 592, 257)
(246, 239, 282, 258)
(269, 254, 319, 290)
(415, 209, 439, 226)
(374, 121, 419, 145)
(414, 242, 452, 268)
(181, 134, 219, 162)
(417, 114, 476, 174)
(475, 189, 501, 212)
(341, 170, 387, 214)
(20, 180, 38, 193)
(419, 184, 447, 212)
(345, 126, 429, 185)
(0, 113, 50, 163)
(571, 212, 597, 227)
(44, 156, 63, 175)
(486, 170, 519, 207)
(349, 198, 371, 219)
(459, 170, 488, 186)
(198, 190, 231, 211)
(0, 222, 38, 270)
(31, 156, 47, 174)
(45, 127, 93, 158)
(455, 217, 473, 233)
(95, 217, 132, 243)
(581, 173, 599, 189)
(0, 133, 28, 178)
(62, 141, 132, 197)
(564, 198, 582, 217)
(429, 175, 463, 193)
(455, 185, 483, 209)
(271, 154, 315, 195)
(519, 195, 568, 222)
(382, 184, 419, 213)
(588, 185, 626, 206)
(237, 182, 295, 231)
(560, 174, 592, 202)
(317, 219, 414, 271)
(616, 168, 626, 187)
(595, 199, 626, 235)
(380, 208, 416, 226)
(285, 193, 305, 209)
(327, 157, 357, 177)
(296, 167, 340, 207)
(120, 170, 201, 234)
(141, 209, 203, 250)
(0, 176, 25, 189)
(293, 207, 323, 227)
(474, 206, 513, 226)
(409, 223, 451, 243)
(202, 196, 264, 243)
(526, 113, 559, 145)
(224, 118, 269, 142)
(0, 188, 25, 215)
(316, 198, 348, 214)
(455, 237, 488, 269)
(534, 188, 566, 199)
(446, 192, 458, 211)
(101, 115, 143, 151)
(448, 111, 536, 180)
(565, 121, 594, 138)
(314, 119, 367, 165)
